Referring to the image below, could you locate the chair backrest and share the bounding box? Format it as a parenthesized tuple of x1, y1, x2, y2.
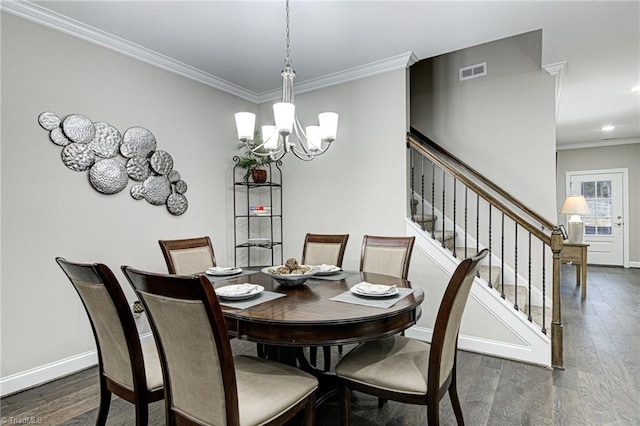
(428, 249, 488, 391)
(55, 257, 147, 393)
(158, 236, 216, 275)
(301, 233, 349, 267)
(359, 235, 415, 279)
(122, 266, 238, 425)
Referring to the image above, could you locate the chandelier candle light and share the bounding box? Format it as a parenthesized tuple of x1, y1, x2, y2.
(234, 0, 338, 161)
(560, 195, 591, 244)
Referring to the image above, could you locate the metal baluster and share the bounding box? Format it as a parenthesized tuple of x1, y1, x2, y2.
(431, 163, 435, 240)
(420, 157, 425, 231)
(542, 244, 547, 335)
(528, 232, 532, 322)
(453, 178, 457, 258)
(501, 213, 505, 299)
(476, 194, 480, 276)
(442, 170, 446, 248)
(488, 204, 492, 287)
(514, 223, 519, 311)
(464, 187, 468, 258)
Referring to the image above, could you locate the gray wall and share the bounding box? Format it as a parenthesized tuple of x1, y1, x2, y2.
(410, 30, 558, 223)
(556, 142, 640, 264)
(1, 13, 411, 385)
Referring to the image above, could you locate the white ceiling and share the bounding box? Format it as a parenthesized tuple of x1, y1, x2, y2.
(9, 1, 640, 147)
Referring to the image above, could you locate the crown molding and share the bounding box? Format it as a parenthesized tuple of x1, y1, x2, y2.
(2, 1, 418, 105)
(556, 137, 640, 151)
(257, 51, 419, 103)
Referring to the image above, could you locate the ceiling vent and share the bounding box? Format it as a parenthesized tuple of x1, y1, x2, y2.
(459, 62, 487, 81)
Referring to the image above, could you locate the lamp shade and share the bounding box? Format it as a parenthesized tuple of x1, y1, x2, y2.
(305, 125, 321, 151)
(235, 112, 256, 141)
(560, 195, 591, 215)
(319, 112, 338, 141)
(273, 102, 295, 135)
(261, 125, 279, 151)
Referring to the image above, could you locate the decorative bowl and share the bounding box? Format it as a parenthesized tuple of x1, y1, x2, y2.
(262, 265, 318, 286)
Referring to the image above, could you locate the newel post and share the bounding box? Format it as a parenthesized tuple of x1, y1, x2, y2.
(551, 227, 564, 368)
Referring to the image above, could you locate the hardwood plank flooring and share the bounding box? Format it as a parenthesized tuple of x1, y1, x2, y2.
(2, 265, 638, 425)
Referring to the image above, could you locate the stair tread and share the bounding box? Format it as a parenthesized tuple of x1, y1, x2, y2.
(412, 214, 436, 222)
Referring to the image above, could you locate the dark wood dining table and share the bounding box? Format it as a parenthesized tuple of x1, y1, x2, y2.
(210, 270, 425, 405)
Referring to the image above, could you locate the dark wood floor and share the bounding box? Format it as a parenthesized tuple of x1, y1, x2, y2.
(2, 265, 638, 425)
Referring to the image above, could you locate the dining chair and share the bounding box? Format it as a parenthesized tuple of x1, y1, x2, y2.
(301, 233, 349, 268)
(121, 266, 318, 426)
(335, 249, 489, 426)
(158, 236, 216, 275)
(360, 235, 416, 280)
(301, 233, 350, 372)
(55, 258, 163, 426)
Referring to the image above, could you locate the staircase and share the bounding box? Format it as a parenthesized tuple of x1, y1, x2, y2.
(407, 128, 563, 367)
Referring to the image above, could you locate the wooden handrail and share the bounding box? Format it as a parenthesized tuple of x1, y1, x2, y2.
(408, 128, 555, 231)
(408, 134, 551, 245)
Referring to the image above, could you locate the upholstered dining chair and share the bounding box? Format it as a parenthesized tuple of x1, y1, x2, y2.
(301, 233, 350, 371)
(335, 249, 489, 426)
(55, 258, 163, 426)
(360, 235, 415, 280)
(158, 236, 216, 275)
(122, 266, 318, 426)
(301, 233, 349, 269)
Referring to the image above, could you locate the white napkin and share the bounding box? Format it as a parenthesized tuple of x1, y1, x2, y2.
(317, 264, 339, 272)
(353, 282, 394, 294)
(216, 284, 257, 296)
(207, 266, 237, 273)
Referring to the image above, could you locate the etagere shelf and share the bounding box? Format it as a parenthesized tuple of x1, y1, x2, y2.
(232, 157, 283, 268)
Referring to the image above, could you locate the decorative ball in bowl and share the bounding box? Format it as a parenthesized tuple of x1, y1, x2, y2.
(262, 261, 318, 286)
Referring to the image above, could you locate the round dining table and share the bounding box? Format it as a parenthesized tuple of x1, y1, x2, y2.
(210, 270, 424, 405)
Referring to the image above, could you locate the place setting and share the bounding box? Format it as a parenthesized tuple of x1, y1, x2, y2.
(330, 281, 415, 309)
(214, 282, 285, 309)
(204, 266, 259, 282)
(310, 264, 360, 281)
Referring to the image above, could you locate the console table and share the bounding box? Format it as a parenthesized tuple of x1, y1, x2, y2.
(561, 242, 589, 298)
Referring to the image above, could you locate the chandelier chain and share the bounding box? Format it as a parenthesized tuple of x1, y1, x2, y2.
(284, 0, 291, 67)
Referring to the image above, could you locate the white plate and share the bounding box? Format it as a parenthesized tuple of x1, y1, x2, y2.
(205, 267, 243, 276)
(313, 265, 342, 276)
(215, 284, 264, 300)
(350, 285, 399, 298)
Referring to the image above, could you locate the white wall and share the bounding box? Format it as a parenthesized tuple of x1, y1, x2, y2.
(410, 30, 558, 223)
(0, 13, 253, 383)
(556, 142, 640, 264)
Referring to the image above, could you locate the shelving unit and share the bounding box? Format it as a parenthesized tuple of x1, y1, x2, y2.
(232, 158, 283, 268)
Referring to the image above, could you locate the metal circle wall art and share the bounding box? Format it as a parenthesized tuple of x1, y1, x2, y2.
(38, 111, 189, 216)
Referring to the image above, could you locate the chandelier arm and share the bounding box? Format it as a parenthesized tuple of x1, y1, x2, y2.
(245, 140, 284, 158)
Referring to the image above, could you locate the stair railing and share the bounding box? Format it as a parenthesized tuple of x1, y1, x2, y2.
(408, 128, 564, 368)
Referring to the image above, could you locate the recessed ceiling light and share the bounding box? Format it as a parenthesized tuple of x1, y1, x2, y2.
(601, 125, 615, 132)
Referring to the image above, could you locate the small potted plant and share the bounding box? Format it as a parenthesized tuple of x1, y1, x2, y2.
(236, 137, 272, 183)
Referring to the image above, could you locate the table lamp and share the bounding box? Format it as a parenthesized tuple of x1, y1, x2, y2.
(560, 195, 591, 244)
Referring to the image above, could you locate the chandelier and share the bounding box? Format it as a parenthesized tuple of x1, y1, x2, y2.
(234, 0, 338, 161)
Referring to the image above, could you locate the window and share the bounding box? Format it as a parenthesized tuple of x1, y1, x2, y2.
(581, 180, 612, 235)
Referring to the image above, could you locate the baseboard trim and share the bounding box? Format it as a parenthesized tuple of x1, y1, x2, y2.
(629, 261, 640, 268)
(0, 350, 98, 397)
(0, 333, 154, 397)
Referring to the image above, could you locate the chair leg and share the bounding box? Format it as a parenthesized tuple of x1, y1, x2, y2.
(134, 399, 149, 426)
(377, 397, 386, 408)
(303, 392, 316, 426)
(426, 398, 440, 426)
(96, 377, 111, 426)
(309, 347, 318, 367)
(338, 344, 343, 354)
(449, 383, 464, 425)
(339, 380, 351, 426)
(322, 345, 332, 372)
